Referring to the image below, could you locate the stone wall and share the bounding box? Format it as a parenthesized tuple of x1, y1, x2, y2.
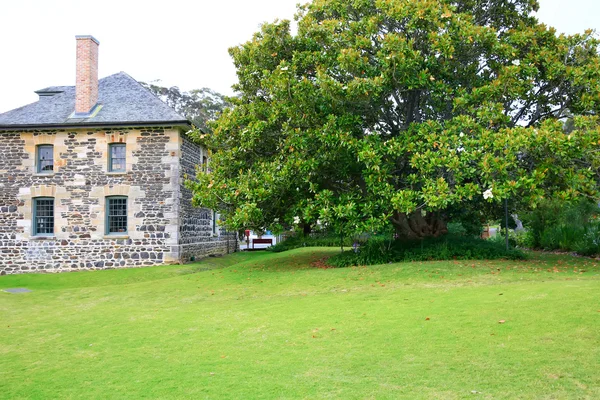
(178, 134, 237, 262)
(0, 127, 234, 274)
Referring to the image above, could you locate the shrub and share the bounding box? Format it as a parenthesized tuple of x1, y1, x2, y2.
(447, 219, 484, 237)
(520, 199, 600, 256)
(574, 222, 600, 257)
(447, 222, 469, 236)
(513, 230, 536, 249)
(328, 234, 526, 268)
(492, 230, 518, 248)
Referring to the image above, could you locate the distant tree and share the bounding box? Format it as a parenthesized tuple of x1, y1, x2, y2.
(189, 0, 600, 239)
(141, 82, 231, 133)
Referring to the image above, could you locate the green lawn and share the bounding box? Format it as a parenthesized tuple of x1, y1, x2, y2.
(1, 249, 599, 399)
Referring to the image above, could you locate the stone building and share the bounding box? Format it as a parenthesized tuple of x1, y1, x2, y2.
(0, 36, 236, 274)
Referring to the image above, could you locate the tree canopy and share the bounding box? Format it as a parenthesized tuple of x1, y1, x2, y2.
(189, 0, 600, 238)
(141, 82, 230, 133)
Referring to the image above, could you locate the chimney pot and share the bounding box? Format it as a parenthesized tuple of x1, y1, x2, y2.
(75, 35, 99, 115)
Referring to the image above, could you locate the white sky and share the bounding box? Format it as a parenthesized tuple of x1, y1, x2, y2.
(0, 0, 598, 113)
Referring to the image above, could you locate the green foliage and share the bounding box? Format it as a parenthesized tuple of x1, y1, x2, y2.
(574, 223, 600, 256)
(446, 222, 469, 236)
(492, 229, 518, 248)
(447, 220, 482, 237)
(328, 235, 525, 267)
(511, 229, 536, 249)
(140, 82, 230, 133)
(189, 0, 600, 237)
(500, 214, 518, 231)
(519, 199, 600, 256)
(267, 233, 356, 253)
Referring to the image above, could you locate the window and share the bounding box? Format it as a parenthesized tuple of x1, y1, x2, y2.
(212, 211, 219, 235)
(106, 197, 128, 234)
(202, 156, 208, 172)
(33, 197, 54, 236)
(108, 144, 126, 172)
(37, 145, 54, 173)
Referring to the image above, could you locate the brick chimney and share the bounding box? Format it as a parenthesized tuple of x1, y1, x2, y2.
(75, 35, 99, 115)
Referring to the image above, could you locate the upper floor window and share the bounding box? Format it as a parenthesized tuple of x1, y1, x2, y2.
(108, 144, 126, 172)
(106, 196, 128, 234)
(37, 145, 54, 173)
(33, 197, 54, 236)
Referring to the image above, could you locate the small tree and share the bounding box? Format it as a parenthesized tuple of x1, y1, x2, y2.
(189, 0, 600, 238)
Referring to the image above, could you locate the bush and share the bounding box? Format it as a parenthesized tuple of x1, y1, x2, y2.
(447, 222, 469, 236)
(513, 230, 536, 249)
(574, 222, 600, 257)
(448, 221, 484, 237)
(492, 230, 518, 248)
(520, 199, 600, 256)
(267, 233, 355, 253)
(328, 234, 526, 268)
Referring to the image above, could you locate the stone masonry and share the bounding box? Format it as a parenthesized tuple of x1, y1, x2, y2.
(179, 135, 237, 261)
(0, 127, 236, 274)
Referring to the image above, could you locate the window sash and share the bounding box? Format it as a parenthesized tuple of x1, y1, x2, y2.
(37, 145, 54, 173)
(109, 144, 126, 172)
(34, 198, 54, 236)
(106, 197, 128, 234)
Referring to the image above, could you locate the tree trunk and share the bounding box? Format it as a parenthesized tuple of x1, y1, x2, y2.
(391, 211, 448, 240)
(302, 222, 312, 236)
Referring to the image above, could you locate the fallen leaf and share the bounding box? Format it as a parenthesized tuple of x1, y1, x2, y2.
(425, 317, 430, 321)
(498, 320, 506, 324)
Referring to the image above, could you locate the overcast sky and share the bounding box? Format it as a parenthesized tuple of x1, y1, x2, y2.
(0, 0, 598, 113)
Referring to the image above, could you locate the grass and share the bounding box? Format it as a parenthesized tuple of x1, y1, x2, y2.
(1, 248, 599, 399)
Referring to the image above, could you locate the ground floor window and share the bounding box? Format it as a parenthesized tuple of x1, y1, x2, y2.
(106, 197, 128, 234)
(213, 211, 219, 234)
(33, 197, 54, 236)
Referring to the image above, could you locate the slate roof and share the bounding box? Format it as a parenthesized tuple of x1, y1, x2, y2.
(0, 72, 189, 129)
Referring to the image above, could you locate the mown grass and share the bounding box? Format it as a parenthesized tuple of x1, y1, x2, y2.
(1, 249, 599, 399)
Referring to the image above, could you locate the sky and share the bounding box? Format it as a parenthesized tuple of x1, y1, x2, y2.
(0, 0, 598, 113)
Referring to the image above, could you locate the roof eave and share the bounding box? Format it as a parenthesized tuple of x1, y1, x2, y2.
(0, 120, 192, 131)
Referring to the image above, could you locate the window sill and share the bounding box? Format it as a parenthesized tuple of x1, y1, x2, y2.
(33, 173, 55, 177)
(106, 171, 128, 176)
(30, 236, 56, 241)
(104, 235, 129, 240)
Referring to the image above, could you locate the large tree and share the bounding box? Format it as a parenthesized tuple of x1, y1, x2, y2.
(141, 82, 230, 133)
(190, 0, 600, 238)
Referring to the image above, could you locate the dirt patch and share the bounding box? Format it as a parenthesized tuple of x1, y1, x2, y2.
(310, 257, 335, 269)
